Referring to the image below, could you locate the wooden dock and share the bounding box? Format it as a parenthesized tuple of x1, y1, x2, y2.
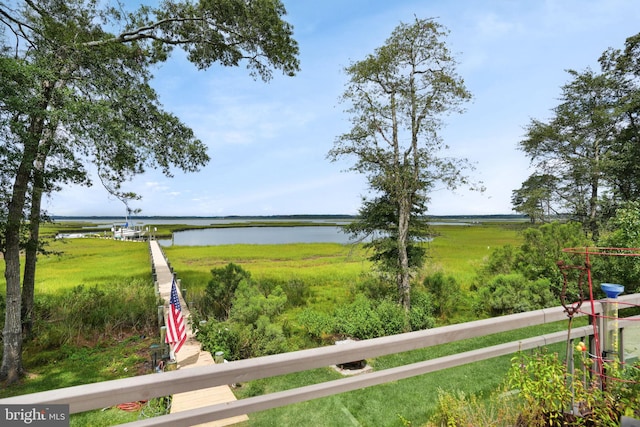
(149, 240, 248, 426)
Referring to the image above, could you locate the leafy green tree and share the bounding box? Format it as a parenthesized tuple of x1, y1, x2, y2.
(0, 0, 299, 383)
(519, 68, 619, 239)
(517, 32, 640, 239)
(204, 263, 251, 321)
(473, 221, 592, 314)
(511, 174, 559, 223)
(328, 17, 474, 314)
(514, 221, 591, 298)
(344, 195, 430, 293)
(599, 33, 640, 203)
(595, 201, 640, 293)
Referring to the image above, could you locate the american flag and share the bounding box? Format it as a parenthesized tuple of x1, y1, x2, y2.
(166, 278, 187, 354)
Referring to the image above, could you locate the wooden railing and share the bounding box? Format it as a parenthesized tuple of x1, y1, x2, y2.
(2, 294, 640, 427)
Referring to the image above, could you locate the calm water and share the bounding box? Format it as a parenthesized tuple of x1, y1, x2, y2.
(158, 226, 357, 246)
(55, 216, 483, 246)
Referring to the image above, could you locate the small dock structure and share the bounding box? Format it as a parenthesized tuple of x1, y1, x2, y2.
(149, 240, 248, 426)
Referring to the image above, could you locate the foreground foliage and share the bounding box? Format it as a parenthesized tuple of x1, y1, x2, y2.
(430, 349, 640, 426)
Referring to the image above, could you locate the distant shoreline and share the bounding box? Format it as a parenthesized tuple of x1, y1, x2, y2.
(52, 214, 527, 221)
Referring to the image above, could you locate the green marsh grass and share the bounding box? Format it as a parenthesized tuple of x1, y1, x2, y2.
(425, 223, 524, 287)
(29, 238, 151, 294)
(163, 242, 373, 313)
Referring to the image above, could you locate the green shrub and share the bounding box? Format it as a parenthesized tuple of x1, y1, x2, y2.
(376, 299, 406, 335)
(429, 350, 640, 426)
(409, 290, 435, 331)
(230, 282, 287, 325)
(281, 278, 311, 307)
(334, 295, 383, 339)
(428, 388, 522, 427)
(244, 315, 290, 356)
(199, 276, 291, 359)
(298, 292, 435, 341)
(297, 308, 335, 341)
(423, 272, 460, 320)
(30, 280, 156, 348)
(204, 263, 251, 320)
(352, 274, 396, 301)
(507, 349, 635, 426)
(473, 274, 557, 317)
(197, 320, 241, 361)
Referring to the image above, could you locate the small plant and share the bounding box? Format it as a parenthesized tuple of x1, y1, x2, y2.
(397, 413, 413, 426)
(428, 349, 640, 426)
(507, 348, 640, 426)
(428, 387, 522, 426)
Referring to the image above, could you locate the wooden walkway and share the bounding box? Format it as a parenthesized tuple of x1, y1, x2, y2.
(149, 240, 248, 426)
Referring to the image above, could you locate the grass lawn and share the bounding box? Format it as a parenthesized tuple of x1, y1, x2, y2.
(233, 319, 584, 426)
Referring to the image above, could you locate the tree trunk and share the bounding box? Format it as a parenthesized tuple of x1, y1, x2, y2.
(22, 154, 45, 338)
(1, 95, 49, 382)
(397, 195, 411, 315)
(1, 150, 34, 383)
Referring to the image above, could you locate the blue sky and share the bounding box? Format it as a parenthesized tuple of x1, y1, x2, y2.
(47, 0, 640, 217)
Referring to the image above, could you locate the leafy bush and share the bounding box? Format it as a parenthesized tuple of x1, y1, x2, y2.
(230, 282, 287, 325)
(197, 320, 241, 361)
(515, 222, 591, 297)
(428, 387, 522, 427)
(352, 274, 397, 301)
(423, 272, 460, 320)
(297, 308, 334, 341)
(334, 295, 383, 339)
(298, 292, 434, 341)
(474, 221, 592, 303)
(408, 290, 435, 330)
(203, 263, 251, 320)
(198, 277, 290, 359)
(281, 278, 311, 307)
(473, 274, 556, 317)
(430, 350, 640, 426)
(243, 315, 290, 357)
(376, 299, 406, 335)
